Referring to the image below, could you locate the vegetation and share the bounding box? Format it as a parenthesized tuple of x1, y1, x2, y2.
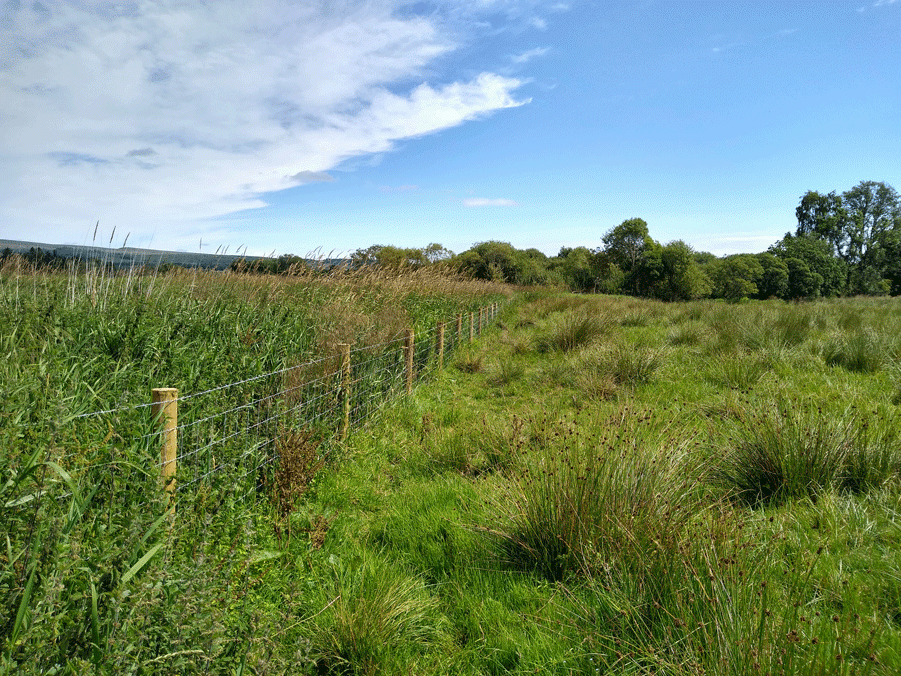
(441, 179, 901, 300)
(4, 261, 901, 674)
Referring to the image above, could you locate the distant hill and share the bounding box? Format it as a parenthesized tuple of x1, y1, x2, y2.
(0, 239, 346, 271)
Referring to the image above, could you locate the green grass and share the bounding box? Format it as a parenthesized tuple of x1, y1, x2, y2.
(5, 278, 901, 674)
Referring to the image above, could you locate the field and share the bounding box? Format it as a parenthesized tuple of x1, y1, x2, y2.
(3, 266, 901, 674)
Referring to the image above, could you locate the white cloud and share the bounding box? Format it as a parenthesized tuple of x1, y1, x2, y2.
(463, 197, 518, 206)
(0, 1, 530, 251)
(510, 47, 549, 64)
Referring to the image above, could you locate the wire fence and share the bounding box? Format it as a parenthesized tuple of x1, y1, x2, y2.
(4, 302, 500, 514)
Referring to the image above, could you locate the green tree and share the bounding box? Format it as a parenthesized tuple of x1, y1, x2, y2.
(557, 246, 595, 292)
(755, 253, 789, 299)
(601, 218, 651, 273)
(770, 234, 846, 298)
(653, 240, 710, 301)
(422, 243, 454, 263)
(351, 245, 427, 269)
(795, 181, 900, 294)
(841, 181, 900, 293)
(710, 255, 763, 301)
(795, 190, 847, 258)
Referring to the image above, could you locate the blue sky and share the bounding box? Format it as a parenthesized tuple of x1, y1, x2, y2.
(1, 1, 899, 258)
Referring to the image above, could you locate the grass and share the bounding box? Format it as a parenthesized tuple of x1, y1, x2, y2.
(4, 276, 901, 674)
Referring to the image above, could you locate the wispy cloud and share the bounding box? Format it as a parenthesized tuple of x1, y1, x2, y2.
(0, 1, 536, 251)
(289, 171, 335, 184)
(510, 47, 549, 64)
(463, 198, 518, 207)
(858, 0, 897, 10)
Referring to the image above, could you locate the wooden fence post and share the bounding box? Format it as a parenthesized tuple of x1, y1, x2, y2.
(152, 388, 178, 498)
(469, 312, 475, 343)
(338, 343, 351, 441)
(435, 322, 445, 370)
(456, 313, 463, 344)
(477, 306, 483, 335)
(404, 328, 415, 394)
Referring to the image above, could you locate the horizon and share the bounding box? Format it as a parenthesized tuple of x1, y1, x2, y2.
(2, 1, 899, 259)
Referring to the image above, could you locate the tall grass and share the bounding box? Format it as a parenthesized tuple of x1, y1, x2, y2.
(534, 311, 615, 353)
(0, 264, 504, 671)
(712, 398, 901, 506)
(484, 407, 704, 582)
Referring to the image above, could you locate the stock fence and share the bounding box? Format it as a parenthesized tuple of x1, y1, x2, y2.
(3, 302, 499, 518)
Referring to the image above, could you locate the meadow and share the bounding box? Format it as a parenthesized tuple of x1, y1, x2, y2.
(3, 263, 901, 674)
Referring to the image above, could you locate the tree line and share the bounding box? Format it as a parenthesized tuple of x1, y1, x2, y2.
(360, 179, 898, 301)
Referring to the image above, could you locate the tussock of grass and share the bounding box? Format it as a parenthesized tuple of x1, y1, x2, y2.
(667, 322, 705, 346)
(704, 353, 768, 390)
(713, 398, 901, 506)
(607, 344, 665, 386)
(535, 311, 615, 353)
(485, 407, 703, 582)
(304, 553, 444, 675)
(823, 330, 893, 373)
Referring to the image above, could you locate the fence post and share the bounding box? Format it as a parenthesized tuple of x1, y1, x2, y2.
(404, 328, 415, 394)
(477, 306, 483, 335)
(338, 343, 351, 442)
(435, 322, 445, 370)
(456, 313, 463, 344)
(469, 311, 475, 343)
(152, 388, 178, 498)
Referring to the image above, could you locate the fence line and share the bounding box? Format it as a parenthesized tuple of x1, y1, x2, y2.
(7, 302, 500, 509)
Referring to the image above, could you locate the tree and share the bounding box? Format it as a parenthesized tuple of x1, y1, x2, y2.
(601, 218, 651, 273)
(770, 233, 846, 298)
(557, 246, 595, 292)
(653, 240, 710, 301)
(710, 255, 763, 301)
(755, 252, 789, 299)
(422, 243, 453, 263)
(351, 245, 427, 269)
(795, 190, 847, 257)
(795, 181, 901, 294)
(841, 181, 900, 293)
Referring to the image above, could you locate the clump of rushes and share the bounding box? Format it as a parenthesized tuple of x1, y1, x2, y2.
(713, 398, 900, 507)
(607, 343, 665, 387)
(485, 358, 525, 387)
(667, 322, 704, 346)
(304, 553, 443, 675)
(823, 329, 890, 373)
(535, 311, 615, 353)
(485, 407, 703, 582)
(704, 353, 768, 390)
